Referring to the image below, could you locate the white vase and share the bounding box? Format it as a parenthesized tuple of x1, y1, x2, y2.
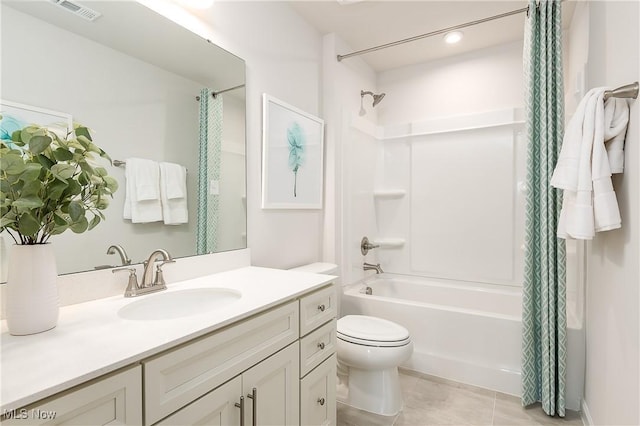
(6, 244, 59, 335)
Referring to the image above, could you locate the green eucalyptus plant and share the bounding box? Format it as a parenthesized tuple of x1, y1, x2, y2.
(0, 121, 118, 245)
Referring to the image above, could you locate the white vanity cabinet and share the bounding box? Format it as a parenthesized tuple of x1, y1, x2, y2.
(298, 285, 338, 426)
(1, 366, 142, 426)
(1, 279, 338, 426)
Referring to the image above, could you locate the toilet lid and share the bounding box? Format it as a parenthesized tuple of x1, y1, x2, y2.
(337, 315, 410, 347)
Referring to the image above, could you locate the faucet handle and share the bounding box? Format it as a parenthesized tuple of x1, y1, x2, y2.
(112, 267, 140, 297)
(153, 259, 175, 287)
(361, 236, 380, 255)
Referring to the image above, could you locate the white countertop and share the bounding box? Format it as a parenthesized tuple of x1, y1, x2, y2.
(0, 266, 334, 411)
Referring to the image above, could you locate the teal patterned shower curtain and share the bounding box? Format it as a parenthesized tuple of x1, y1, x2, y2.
(521, 0, 567, 417)
(196, 89, 223, 254)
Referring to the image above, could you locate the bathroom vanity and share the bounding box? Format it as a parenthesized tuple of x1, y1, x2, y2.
(0, 267, 337, 425)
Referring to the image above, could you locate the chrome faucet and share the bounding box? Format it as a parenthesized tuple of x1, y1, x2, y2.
(106, 244, 131, 266)
(363, 262, 384, 274)
(142, 249, 175, 288)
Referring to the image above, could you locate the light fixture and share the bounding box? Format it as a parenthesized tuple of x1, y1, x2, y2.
(443, 31, 463, 44)
(176, 0, 214, 9)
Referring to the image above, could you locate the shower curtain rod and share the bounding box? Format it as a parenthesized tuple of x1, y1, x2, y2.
(336, 6, 529, 62)
(195, 84, 245, 101)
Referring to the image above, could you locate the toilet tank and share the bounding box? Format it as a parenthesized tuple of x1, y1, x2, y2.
(289, 262, 338, 275)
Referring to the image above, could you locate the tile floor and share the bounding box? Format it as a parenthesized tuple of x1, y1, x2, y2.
(337, 370, 584, 426)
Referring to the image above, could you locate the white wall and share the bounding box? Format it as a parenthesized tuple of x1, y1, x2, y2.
(192, 2, 325, 269)
(581, 1, 640, 425)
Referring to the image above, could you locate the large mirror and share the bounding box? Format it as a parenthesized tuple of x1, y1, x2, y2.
(0, 1, 246, 277)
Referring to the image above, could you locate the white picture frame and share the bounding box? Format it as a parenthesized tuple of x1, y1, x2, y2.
(261, 94, 325, 209)
(0, 100, 73, 145)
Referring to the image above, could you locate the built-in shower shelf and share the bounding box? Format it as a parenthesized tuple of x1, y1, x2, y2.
(372, 238, 405, 249)
(373, 189, 406, 199)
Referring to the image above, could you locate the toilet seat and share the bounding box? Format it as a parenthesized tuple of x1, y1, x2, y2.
(337, 315, 411, 347)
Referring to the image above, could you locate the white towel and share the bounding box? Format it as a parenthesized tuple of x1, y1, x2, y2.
(159, 162, 188, 225)
(551, 88, 629, 239)
(123, 158, 163, 223)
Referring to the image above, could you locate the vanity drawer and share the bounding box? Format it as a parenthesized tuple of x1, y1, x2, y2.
(143, 301, 299, 425)
(300, 319, 337, 377)
(299, 284, 337, 336)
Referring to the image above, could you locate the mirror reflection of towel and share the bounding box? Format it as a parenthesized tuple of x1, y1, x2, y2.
(160, 162, 188, 225)
(123, 158, 163, 223)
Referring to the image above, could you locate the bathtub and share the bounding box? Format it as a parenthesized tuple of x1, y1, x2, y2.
(340, 273, 585, 410)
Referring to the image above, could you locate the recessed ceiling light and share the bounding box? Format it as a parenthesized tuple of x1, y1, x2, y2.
(444, 31, 463, 44)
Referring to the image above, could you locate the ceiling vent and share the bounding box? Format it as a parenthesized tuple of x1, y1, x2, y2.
(50, 0, 102, 22)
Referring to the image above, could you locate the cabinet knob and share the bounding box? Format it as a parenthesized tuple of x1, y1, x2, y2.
(317, 304, 326, 312)
(317, 397, 325, 406)
(317, 342, 325, 350)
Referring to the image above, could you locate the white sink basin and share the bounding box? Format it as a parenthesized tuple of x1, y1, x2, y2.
(118, 288, 242, 321)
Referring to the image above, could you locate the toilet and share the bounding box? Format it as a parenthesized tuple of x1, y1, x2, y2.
(337, 315, 413, 416)
(289, 262, 413, 417)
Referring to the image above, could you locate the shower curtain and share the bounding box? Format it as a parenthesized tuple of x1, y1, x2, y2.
(196, 89, 223, 254)
(521, 0, 567, 417)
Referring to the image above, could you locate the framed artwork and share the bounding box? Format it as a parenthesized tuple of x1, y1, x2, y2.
(0, 100, 73, 146)
(262, 94, 325, 209)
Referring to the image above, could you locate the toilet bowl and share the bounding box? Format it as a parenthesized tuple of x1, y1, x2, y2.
(337, 315, 413, 416)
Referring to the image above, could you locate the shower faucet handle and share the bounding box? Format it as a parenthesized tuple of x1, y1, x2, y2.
(361, 236, 380, 255)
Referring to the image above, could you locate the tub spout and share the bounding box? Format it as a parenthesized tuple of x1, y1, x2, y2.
(363, 262, 383, 274)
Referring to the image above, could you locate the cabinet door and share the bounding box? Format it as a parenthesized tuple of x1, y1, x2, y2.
(144, 301, 299, 424)
(242, 342, 300, 426)
(2, 366, 142, 426)
(300, 354, 336, 426)
(156, 376, 242, 426)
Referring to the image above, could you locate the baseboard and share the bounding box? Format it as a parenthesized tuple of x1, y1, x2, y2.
(581, 399, 593, 426)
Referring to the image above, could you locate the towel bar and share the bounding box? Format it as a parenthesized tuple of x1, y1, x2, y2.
(604, 81, 639, 101)
(113, 159, 187, 173)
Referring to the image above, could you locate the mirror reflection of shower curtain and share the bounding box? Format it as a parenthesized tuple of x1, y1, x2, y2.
(196, 89, 223, 254)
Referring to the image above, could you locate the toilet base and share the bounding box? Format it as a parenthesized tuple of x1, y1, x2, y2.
(343, 366, 404, 416)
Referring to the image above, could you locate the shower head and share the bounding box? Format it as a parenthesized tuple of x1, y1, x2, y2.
(361, 90, 386, 108)
(372, 92, 385, 106)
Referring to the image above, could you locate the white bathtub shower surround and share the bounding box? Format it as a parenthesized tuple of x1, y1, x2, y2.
(340, 273, 585, 411)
